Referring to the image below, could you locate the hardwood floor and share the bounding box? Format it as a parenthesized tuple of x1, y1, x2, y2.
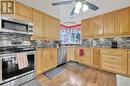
(37, 64, 117, 86)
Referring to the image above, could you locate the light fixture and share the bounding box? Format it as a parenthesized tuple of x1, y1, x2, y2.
(82, 4, 88, 12)
(74, 8, 80, 13)
(74, 1, 82, 13)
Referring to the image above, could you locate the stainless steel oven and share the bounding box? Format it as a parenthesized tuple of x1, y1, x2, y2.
(0, 48, 36, 85)
(0, 17, 33, 35)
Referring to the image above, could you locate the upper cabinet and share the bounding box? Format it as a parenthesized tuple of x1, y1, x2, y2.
(81, 20, 87, 39)
(85, 19, 94, 38)
(117, 7, 130, 36)
(82, 7, 130, 38)
(32, 9, 44, 39)
(103, 11, 117, 37)
(44, 14, 60, 40)
(82, 16, 104, 39)
(15, 2, 33, 22)
(93, 16, 104, 37)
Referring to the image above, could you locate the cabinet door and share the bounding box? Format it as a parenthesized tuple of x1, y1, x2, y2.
(103, 11, 117, 37)
(44, 15, 60, 40)
(32, 9, 43, 39)
(51, 19, 60, 40)
(50, 49, 58, 68)
(93, 48, 100, 68)
(15, 2, 32, 22)
(36, 49, 43, 75)
(67, 48, 75, 61)
(81, 20, 87, 39)
(75, 48, 92, 66)
(43, 49, 51, 70)
(93, 16, 104, 37)
(117, 7, 130, 36)
(128, 51, 130, 75)
(44, 15, 53, 39)
(85, 19, 91, 38)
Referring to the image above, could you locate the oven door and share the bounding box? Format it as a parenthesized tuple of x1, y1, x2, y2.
(1, 51, 35, 83)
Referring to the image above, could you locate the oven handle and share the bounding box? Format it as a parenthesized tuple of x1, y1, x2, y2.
(0, 51, 35, 58)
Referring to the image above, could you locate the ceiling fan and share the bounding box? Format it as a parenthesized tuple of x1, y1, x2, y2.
(52, 0, 99, 16)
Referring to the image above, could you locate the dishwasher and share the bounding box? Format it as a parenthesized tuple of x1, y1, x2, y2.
(58, 47, 67, 65)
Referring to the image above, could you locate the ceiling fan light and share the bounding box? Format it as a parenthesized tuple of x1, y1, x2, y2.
(74, 8, 80, 13)
(75, 1, 82, 9)
(82, 4, 88, 12)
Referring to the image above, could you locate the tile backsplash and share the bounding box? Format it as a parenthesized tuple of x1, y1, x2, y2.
(82, 37, 130, 49)
(0, 34, 31, 47)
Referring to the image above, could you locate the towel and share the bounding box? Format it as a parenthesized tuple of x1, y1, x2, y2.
(79, 48, 85, 56)
(16, 53, 28, 70)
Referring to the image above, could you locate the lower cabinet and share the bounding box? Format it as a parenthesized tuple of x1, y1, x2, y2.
(67, 47, 75, 61)
(128, 51, 130, 75)
(93, 48, 100, 68)
(36, 48, 44, 75)
(43, 48, 58, 71)
(36, 48, 58, 76)
(75, 48, 93, 66)
(100, 49, 128, 75)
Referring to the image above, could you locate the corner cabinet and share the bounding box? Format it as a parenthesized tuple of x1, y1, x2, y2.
(100, 49, 127, 75)
(117, 7, 130, 36)
(75, 48, 93, 66)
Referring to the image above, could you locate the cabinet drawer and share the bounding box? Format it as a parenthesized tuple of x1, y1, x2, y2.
(101, 55, 126, 64)
(101, 54, 127, 74)
(100, 49, 126, 56)
(101, 62, 127, 74)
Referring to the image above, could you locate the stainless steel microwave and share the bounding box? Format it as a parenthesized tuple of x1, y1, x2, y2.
(0, 17, 33, 35)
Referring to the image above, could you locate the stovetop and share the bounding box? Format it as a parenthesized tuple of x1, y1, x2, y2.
(0, 47, 36, 54)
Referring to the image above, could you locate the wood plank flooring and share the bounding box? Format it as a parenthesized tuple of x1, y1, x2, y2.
(37, 64, 116, 86)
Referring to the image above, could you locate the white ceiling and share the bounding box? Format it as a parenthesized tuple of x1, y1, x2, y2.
(17, 0, 130, 22)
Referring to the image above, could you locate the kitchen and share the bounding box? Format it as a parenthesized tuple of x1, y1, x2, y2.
(0, 0, 130, 86)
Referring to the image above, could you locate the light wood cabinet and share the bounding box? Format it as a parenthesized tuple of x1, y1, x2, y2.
(100, 49, 127, 74)
(32, 9, 44, 39)
(117, 7, 130, 36)
(44, 14, 60, 40)
(36, 48, 44, 75)
(93, 16, 104, 37)
(75, 48, 93, 66)
(67, 47, 75, 61)
(43, 48, 58, 71)
(128, 51, 130, 75)
(86, 19, 94, 38)
(93, 48, 100, 68)
(103, 11, 117, 37)
(36, 48, 58, 76)
(15, 2, 33, 22)
(81, 20, 87, 39)
(82, 16, 104, 38)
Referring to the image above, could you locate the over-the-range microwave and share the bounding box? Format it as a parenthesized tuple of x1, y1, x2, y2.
(0, 17, 33, 35)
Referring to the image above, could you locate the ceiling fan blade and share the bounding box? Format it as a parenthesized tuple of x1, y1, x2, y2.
(70, 7, 75, 16)
(52, 1, 73, 6)
(85, 1, 99, 11)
